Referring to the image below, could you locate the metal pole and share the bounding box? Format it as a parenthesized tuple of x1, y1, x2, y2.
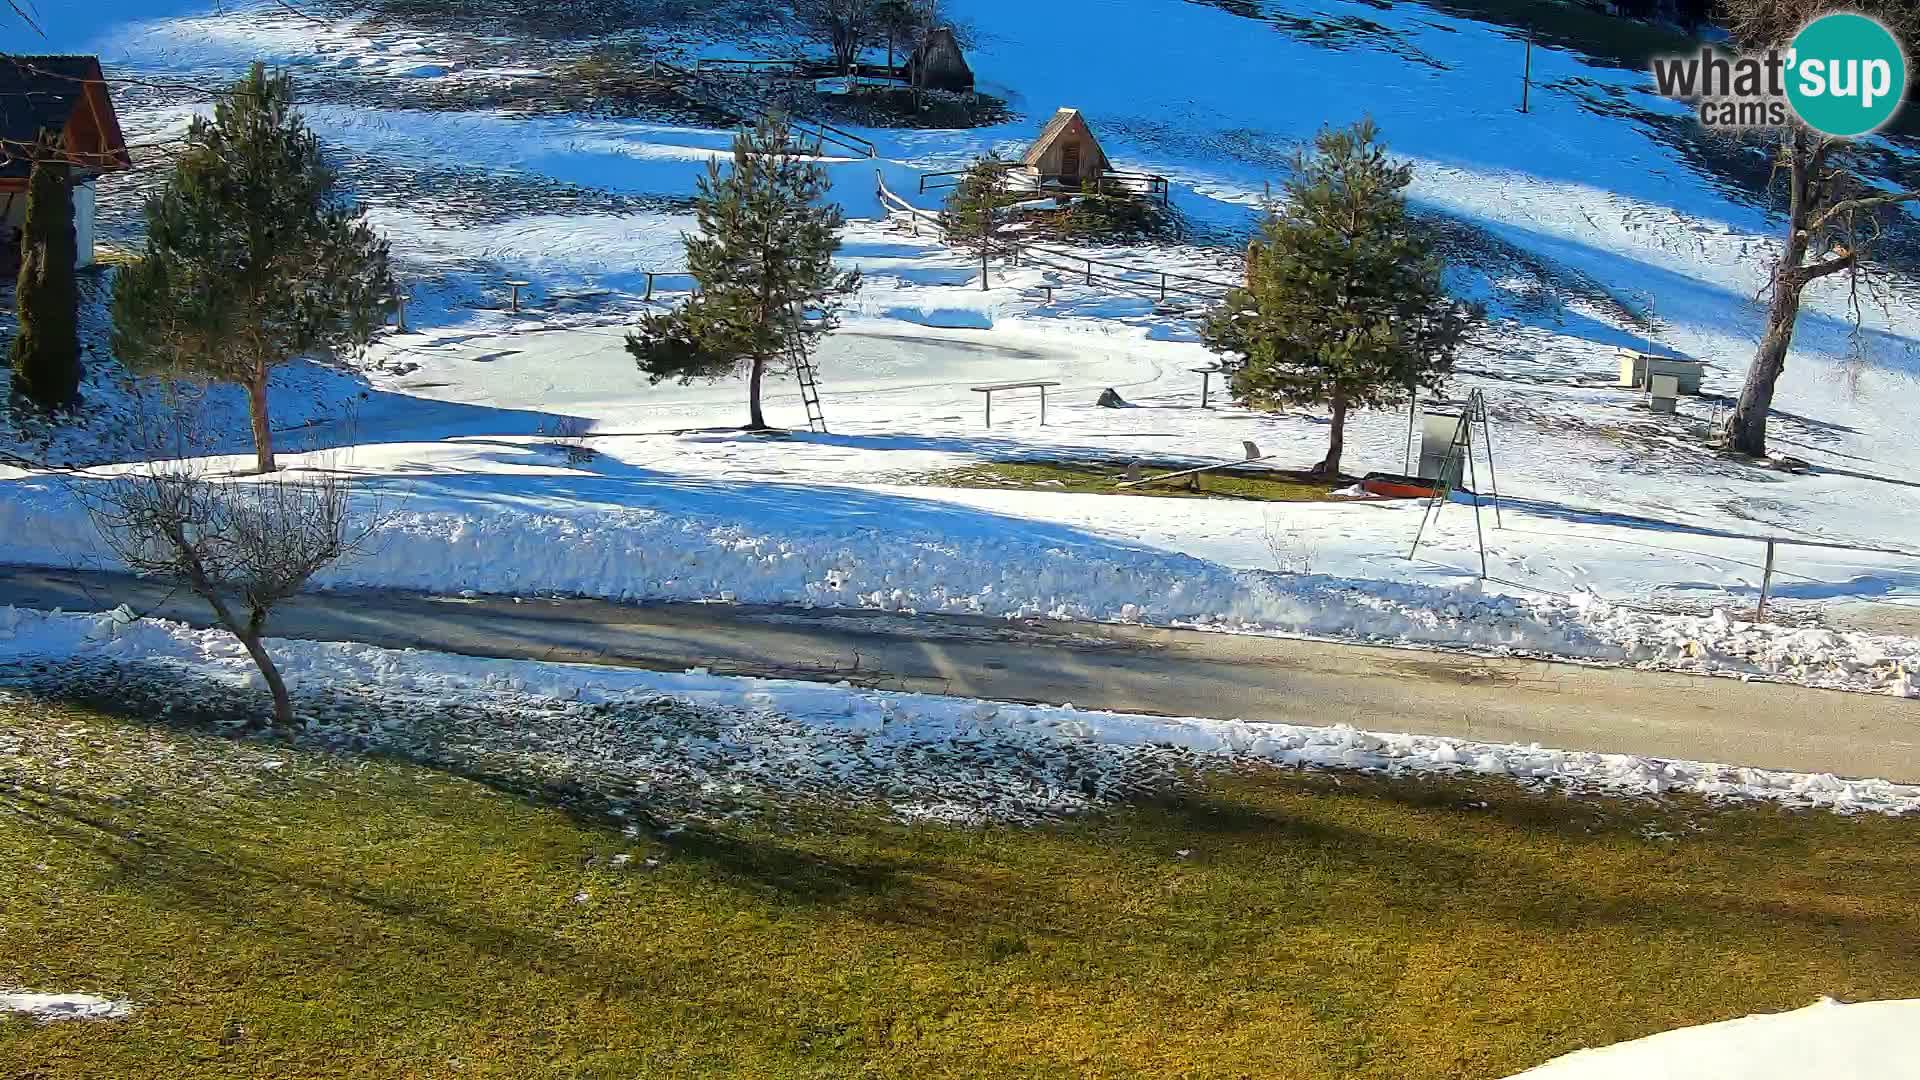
(984, 392, 992, 429)
(1200, 371, 1210, 409)
(1521, 23, 1534, 113)
(1404, 396, 1417, 476)
(1758, 540, 1777, 619)
(1478, 391, 1503, 528)
(1160, 273, 1167, 302)
(395, 292, 408, 333)
(981, 247, 988, 291)
(1463, 416, 1488, 579)
(644, 272, 654, 301)
(1040, 386, 1047, 426)
(1409, 412, 1467, 561)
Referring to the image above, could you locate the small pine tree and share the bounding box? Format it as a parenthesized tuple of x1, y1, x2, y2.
(9, 148, 81, 412)
(940, 152, 1016, 289)
(111, 64, 393, 473)
(626, 113, 858, 430)
(1203, 119, 1476, 478)
(1063, 179, 1168, 240)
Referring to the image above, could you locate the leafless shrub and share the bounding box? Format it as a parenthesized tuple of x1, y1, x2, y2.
(536, 413, 598, 466)
(1264, 513, 1318, 577)
(70, 399, 378, 730)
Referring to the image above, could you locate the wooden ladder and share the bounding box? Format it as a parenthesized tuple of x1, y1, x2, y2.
(794, 354, 828, 433)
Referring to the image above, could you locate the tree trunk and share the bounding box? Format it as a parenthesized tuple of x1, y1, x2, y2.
(747, 354, 768, 430)
(246, 368, 276, 473)
(1723, 277, 1804, 458)
(1722, 127, 1813, 460)
(238, 630, 294, 729)
(1316, 391, 1348, 478)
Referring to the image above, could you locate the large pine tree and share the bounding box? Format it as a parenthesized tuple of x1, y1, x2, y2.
(626, 113, 857, 430)
(1203, 120, 1475, 478)
(9, 148, 81, 412)
(111, 64, 393, 473)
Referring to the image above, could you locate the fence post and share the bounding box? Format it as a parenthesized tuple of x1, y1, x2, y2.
(644, 272, 654, 301)
(1159, 273, 1167, 302)
(1085, 261, 1092, 285)
(1757, 540, 1777, 619)
(394, 291, 408, 333)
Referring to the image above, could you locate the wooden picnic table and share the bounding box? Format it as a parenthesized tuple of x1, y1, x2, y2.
(970, 380, 1062, 428)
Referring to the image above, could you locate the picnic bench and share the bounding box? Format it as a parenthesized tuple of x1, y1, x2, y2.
(1115, 441, 1271, 491)
(971, 380, 1062, 427)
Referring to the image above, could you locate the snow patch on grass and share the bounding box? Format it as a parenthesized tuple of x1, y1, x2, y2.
(0, 991, 135, 1023)
(1505, 998, 1920, 1079)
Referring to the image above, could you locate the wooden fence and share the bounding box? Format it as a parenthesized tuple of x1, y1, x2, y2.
(652, 58, 877, 159)
(877, 172, 1236, 304)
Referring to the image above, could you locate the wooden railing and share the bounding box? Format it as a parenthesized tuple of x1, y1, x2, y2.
(876, 171, 1237, 304)
(653, 58, 877, 159)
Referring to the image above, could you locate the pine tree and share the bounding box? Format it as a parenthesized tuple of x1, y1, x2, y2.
(110, 63, 393, 473)
(1064, 178, 1168, 240)
(9, 148, 81, 412)
(1203, 120, 1475, 478)
(626, 113, 858, 430)
(940, 152, 1015, 289)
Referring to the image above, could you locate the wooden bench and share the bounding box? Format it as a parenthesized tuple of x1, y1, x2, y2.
(971, 380, 1062, 427)
(1115, 441, 1271, 491)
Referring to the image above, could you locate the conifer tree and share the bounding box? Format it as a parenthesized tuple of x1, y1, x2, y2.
(940, 152, 1015, 289)
(1203, 120, 1475, 478)
(626, 113, 857, 430)
(111, 64, 393, 473)
(9, 148, 81, 412)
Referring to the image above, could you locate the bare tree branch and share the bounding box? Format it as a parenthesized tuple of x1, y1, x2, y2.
(1809, 191, 1920, 233)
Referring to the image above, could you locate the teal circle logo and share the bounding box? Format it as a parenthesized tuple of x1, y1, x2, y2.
(1786, 13, 1907, 137)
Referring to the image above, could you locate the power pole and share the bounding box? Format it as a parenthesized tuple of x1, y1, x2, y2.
(1520, 23, 1535, 114)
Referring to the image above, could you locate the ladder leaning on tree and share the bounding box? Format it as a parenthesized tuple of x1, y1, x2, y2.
(793, 352, 828, 433)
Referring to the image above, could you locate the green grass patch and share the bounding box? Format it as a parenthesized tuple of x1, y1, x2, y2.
(4, 698, 1918, 1078)
(916, 459, 1346, 501)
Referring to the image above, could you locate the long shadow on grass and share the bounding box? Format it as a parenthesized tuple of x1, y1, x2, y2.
(15, 661, 930, 912)
(13, 662, 1920, 965)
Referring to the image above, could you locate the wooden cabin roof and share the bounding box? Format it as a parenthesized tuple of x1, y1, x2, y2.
(1021, 108, 1098, 167)
(0, 55, 132, 184)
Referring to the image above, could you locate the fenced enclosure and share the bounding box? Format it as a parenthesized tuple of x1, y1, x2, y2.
(877, 172, 1235, 304)
(918, 167, 1171, 204)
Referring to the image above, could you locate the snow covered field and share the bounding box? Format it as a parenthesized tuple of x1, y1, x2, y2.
(9, 0, 1920, 682)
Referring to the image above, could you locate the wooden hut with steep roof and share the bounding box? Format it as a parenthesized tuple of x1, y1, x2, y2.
(1021, 108, 1108, 191)
(904, 26, 973, 93)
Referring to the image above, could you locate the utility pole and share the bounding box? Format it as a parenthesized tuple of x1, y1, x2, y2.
(1520, 23, 1535, 114)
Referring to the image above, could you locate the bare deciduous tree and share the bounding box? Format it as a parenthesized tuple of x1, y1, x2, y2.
(72, 402, 375, 729)
(793, 0, 876, 77)
(1717, 0, 1920, 458)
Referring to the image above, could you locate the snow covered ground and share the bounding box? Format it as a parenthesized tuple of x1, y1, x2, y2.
(7, 604, 1918, 817)
(1506, 998, 1920, 1079)
(9, 0, 1920, 686)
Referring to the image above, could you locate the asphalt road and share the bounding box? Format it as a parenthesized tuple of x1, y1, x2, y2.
(1, 565, 1914, 782)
